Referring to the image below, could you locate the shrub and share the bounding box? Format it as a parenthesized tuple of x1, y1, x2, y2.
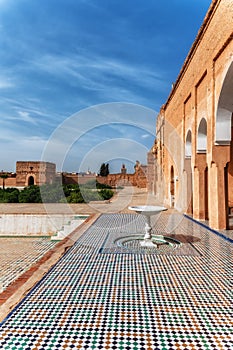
(5, 188, 20, 203)
(66, 191, 85, 203)
(19, 185, 42, 203)
(40, 184, 64, 202)
(99, 189, 114, 200)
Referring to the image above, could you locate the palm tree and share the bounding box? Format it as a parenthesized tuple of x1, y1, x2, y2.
(0, 174, 8, 190)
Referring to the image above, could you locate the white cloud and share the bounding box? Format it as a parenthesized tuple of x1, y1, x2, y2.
(30, 53, 166, 95)
(17, 111, 38, 125)
(0, 97, 61, 128)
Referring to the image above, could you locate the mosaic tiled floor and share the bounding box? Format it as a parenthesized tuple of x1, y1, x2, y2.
(0, 238, 57, 292)
(0, 213, 232, 349)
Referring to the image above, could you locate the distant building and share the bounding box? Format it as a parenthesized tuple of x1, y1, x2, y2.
(0, 161, 56, 188)
(97, 162, 147, 188)
(16, 161, 56, 187)
(121, 164, 127, 174)
(62, 172, 97, 185)
(1, 161, 147, 189)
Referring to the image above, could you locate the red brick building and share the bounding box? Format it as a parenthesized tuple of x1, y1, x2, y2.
(0, 161, 56, 188)
(149, 0, 233, 230)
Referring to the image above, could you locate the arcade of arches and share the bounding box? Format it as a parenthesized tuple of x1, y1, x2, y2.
(148, 0, 233, 230)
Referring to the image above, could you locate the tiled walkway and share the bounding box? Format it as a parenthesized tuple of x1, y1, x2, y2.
(0, 213, 232, 349)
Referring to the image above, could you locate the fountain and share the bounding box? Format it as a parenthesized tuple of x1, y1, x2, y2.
(128, 205, 168, 248)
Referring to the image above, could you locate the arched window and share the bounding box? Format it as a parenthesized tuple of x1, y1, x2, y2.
(185, 130, 192, 158)
(197, 118, 207, 153)
(28, 176, 34, 186)
(216, 61, 233, 144)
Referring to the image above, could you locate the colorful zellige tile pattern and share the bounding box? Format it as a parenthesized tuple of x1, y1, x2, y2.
(0, 237, 57, 292)
(0, 213, 232, 349)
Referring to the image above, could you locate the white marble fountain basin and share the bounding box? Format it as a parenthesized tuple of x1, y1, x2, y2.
(128, 205, 168, 248)
(128, 205, 167, 216)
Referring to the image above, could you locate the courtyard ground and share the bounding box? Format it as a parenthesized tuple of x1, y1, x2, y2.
(0, 188, 232, 349)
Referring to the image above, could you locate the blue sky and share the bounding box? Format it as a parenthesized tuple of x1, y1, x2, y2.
(0, 0, 211, 173)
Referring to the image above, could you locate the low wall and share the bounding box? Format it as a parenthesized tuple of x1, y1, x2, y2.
(0, 214, 86, 236)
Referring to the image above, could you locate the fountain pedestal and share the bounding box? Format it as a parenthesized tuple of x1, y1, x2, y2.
(128, 205, 167, 248)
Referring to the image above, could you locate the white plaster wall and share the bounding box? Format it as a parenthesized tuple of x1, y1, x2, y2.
(0, 214, 85, 236)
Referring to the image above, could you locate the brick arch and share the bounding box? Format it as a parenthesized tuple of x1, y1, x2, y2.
(216, 60, 233, 145)
(26, 174, 36, 186)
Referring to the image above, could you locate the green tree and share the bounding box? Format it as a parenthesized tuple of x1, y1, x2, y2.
(99, 189, 114, 200)
(19, 185, 42, 203)
(96, 181, 112, 189)
(105, 163, 109, 176)
(0, 174, 8, 190)
(5, 188, 19, 202)
(40, 183, 64, 202)
(0, 188, 8, 202)
(99, 163, 109, 176)
(0, 182, 114, 204)
(66, 191, 84, 203)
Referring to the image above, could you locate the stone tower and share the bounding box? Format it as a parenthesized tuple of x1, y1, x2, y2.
(16, 161, 56, 187)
